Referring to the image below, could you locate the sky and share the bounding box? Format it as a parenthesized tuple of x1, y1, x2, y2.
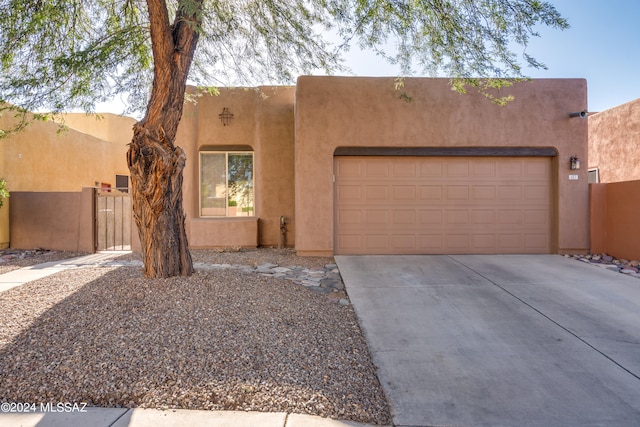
(342, 0, 640, 113)
(100, 0, 639, 115)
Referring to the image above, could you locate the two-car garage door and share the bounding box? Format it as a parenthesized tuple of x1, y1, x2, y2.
(334, 156, 552, 255)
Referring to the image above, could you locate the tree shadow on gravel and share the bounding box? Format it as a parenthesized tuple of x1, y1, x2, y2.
(0, 266, 391, 424)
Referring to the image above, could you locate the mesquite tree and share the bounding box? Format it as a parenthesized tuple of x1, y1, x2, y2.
(0, 0, 568, 277)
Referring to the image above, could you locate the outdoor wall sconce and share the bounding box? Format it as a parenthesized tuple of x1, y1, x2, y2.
(219, 107, 234, 126)
(570, 155, 580, 170)
(569, 110, 588, 119)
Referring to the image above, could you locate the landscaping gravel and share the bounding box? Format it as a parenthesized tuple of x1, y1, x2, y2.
(0, 249, 391, 425)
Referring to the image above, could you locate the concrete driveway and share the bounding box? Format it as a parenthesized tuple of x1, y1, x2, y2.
(335, 255, 640, 427)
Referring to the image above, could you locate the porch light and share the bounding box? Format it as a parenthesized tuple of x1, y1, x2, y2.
(219, 107, 234, 126)
(570, 156, 580, 170)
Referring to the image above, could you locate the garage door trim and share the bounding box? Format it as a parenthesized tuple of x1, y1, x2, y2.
(334, 146, 558, 157)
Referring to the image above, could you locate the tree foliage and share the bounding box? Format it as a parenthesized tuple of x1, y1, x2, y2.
(1, 0, 568, 123)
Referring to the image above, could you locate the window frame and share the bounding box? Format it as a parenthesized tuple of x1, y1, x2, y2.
(199, 150, 255, 218)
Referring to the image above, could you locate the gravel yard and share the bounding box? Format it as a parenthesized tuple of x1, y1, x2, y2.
(0, 249, 391, 425)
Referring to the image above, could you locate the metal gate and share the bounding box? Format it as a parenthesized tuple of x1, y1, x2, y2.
(95, 188, 132, 251)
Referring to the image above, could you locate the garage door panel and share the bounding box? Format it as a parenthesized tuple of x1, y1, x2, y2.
(471, 160, 497, 177)
(418, 160, 444, 177)
(392, 160, 417, 177)
(337, 234, 362, 250)
(498, 209, 523, 224)
(446, 161, 470, 177)
(335, 158, 363, 177)
(336, 185, 362, 202)
(498, 186, 523, 200)
(446, 210, 470, 225)
(445, 234, 470, 250)
(337, 209, 362, 225)
(419, 186, 443, 200)
(365, 159, 390, 177)
(497, 234, 523, 250)
(392, 235, 417, 249)
(525, 210, 549, 225)
(365, 185, 388, 201)
(419, 210, 443, 225)
(525, 185, 549, 200)
(497, 161, 523, 177)
(392, 210, 416, 225)
(365, 210, 388, 225)
(366, 235, 389, 249)
(471, 210, 496, 224)
(472, 186, 496, 200)
(391, 185, 416, 200)
(418, 234, 444, 249)
(471, 234, 496, 250)
(335, 156, 552, 255)
(525, 159, 551, 176)
(446, 186, 469, 200)
(524, 234, 549, 251)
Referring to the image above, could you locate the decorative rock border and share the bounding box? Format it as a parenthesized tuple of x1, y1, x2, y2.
(566, 254, 640, 279)
(106, 260, 350, 304)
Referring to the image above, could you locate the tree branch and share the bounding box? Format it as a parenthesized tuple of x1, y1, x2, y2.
(142, 0, 174, 129)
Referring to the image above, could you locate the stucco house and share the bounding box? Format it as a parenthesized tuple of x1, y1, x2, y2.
(3, 76, 590, 256)
(177, 76, 589, 256)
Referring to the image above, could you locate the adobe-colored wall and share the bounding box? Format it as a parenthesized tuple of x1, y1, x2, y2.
(178, 86, 296, 249)
(0, 113, 131, 191)
(589, 184, 607, 255)
(590, 181, 640, 260)
(60, 113, 136, 148)
(589, 98, 640, 183)
(295, 76, 589, 256)
(9, 189, 94, 252)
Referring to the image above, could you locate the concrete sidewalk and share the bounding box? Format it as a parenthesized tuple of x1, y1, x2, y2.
(0, 407, 375, 427)
(0, 252, 126, 293)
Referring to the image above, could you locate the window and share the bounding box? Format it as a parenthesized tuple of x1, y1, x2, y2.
(115, 175, 129, 193)
(200, 151, 254, 217)
(588, 168, 600, 184)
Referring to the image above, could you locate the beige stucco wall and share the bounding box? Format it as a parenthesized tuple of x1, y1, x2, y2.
(588, 97, 640, 183)
(295, 76, 589, 256)
(0, 113, 131, 192)
(178, 86, 296, 249)
(60, 113, 136, 147)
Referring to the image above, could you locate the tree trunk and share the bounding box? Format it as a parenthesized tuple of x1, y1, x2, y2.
(126, 0, 202, 277)
(127, 124, 193, 278)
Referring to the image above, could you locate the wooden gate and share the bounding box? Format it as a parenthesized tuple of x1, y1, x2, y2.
(95, 189, 132, 251)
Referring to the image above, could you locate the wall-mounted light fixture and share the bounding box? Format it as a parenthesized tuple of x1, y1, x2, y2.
(570, 155, 580, 170)
(569, 110, 588, 119)
(219, 107, 234, 126)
